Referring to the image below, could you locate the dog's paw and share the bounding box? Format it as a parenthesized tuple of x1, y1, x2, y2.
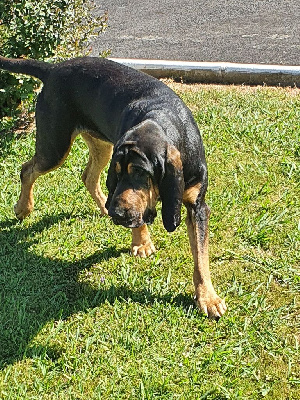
(14, 202, 33, 220)
(99, 206, 108, 216)
(131, 241, 156, 258)
(195, 286, 227, 320)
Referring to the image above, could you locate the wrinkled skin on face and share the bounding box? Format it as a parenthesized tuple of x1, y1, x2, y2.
(106, 151, 159, 228)
(106, 120, 185, 232)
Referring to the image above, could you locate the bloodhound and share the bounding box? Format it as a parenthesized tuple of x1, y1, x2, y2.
(0, 56, 226, 319)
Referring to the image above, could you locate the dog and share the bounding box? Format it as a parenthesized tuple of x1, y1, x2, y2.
(0, 56, 226, 319)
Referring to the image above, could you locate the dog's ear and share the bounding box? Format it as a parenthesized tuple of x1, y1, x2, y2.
(159, 145, 184, 232)
(105, 158, 119, 210)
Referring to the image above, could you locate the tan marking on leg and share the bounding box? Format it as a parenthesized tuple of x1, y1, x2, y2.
(183, 183, 201, 205)
(167, 145, 182, 170)
(131, 224, 156, 257)
(15, 133, 78, 220)
(14, 158, 41, 219)
(186, 206, 227, 319)
(81, 132, 113, 215)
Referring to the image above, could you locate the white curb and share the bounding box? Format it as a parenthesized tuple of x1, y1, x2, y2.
(109, 58, 300, 87)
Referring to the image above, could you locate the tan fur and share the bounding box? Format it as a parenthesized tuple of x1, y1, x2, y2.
(130, 180, 158, 256)
(81, 132, 113, 215)
(118, 180, 158, 218)
(14, 132, 78, 219)
(183, 183, 201, 205)
(167, 145, 182, 170)
(118, 188, 148, 215)
(148, 179, 159, 209)
(127, 162, 134, 174)
(131, 224, 156, 257)
(14, 159, 41, 219)
(115, 162, 121, 174)
(186, 208, 227, 319)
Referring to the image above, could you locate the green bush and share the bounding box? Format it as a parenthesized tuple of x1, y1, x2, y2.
(0, 0, 108, 120)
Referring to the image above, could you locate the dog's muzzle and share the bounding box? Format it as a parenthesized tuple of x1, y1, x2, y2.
(108, 206, 157, 228)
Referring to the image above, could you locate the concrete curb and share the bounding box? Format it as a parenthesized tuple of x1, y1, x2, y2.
(109, 58, 300, 87)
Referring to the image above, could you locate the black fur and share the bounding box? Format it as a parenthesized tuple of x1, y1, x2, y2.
(0, 56, 208, 231)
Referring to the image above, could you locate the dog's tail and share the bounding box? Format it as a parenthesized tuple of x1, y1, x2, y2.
(0, 56, 51, 82)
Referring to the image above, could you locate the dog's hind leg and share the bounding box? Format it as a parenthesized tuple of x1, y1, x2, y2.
(14, 134, 76, 219)
(14, 99, 77, 219)
(81, 132, 113, 215)
(14, 156, 42, 219)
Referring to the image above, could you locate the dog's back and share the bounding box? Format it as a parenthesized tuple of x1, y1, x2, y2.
(0, 56, 190, 136)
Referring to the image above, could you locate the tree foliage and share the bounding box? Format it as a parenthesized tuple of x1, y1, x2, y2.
(0, 0, 108, 120)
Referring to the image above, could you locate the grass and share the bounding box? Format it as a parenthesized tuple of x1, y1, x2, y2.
(0, 83, 299, 399)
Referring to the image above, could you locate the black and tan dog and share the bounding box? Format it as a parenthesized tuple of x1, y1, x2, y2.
(0, 56, 226, 319)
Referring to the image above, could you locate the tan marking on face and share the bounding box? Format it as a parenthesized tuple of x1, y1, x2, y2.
(118, 188, 148, 214)
(115, 162, 121, 174)
(183, 183, 201, 205)
(127, 162, 134, 174)
(148, 178, 159, 208)
(118, 178, 158, 215)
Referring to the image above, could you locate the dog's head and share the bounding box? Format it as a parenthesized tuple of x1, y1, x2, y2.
(106, 120, 184, 232)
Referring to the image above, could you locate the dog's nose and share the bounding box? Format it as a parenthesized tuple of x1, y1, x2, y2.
(108, 206, 128, 224)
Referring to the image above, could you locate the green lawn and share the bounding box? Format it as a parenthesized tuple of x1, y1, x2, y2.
(0, 83, 299, 399)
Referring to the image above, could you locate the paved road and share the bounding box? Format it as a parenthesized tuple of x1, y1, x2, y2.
(91, 0, 300, 66)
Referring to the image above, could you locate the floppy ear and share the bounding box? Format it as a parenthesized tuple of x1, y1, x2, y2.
(105, 158, 119, 210)
(159, 145, 184, 232)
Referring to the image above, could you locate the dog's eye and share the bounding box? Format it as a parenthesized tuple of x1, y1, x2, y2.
(132, 166, 147, 177)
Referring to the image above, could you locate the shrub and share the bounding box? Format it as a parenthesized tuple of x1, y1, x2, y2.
(0, 0, 108, 120)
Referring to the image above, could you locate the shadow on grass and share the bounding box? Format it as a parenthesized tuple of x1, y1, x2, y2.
(0, 213, 194, 368)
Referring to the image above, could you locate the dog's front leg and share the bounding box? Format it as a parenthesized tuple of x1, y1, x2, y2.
(186, 203, 227, 319)
(131, 225, 156, 257)
(81, 133, 113, 216)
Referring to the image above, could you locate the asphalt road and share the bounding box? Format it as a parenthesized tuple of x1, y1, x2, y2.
(91, 0, 300, 66)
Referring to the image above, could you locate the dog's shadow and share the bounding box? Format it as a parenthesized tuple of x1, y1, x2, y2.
(0, 213, 194, 368)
